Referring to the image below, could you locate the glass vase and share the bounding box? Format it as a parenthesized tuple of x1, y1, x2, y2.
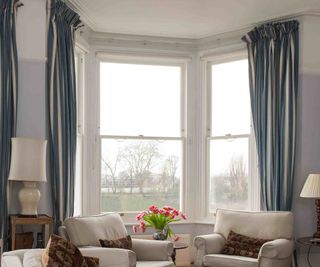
(153, 228, 167, 240)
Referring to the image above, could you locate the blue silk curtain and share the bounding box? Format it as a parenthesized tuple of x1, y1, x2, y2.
(0, 0, 19, 251)
(47, 0, 81, 230)
(242, 21, 299, 211)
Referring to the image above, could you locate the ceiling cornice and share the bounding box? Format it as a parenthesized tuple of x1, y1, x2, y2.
(66, 0, 99, 30)
(87, 31, 197, 50)
(68, 1, 320, 51)
(196, 8, 320, 39)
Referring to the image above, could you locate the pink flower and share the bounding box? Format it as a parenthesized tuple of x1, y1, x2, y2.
(133, 225, 137, 234)
(163, 206, 174, 211)
(170, 214, 175, 220)
(174, 236, 180, 242)
(136, 211, 146, 221)
(149, 205, 158, 212)
(164, 211, 170, 216)
(139, 221, 146, 233)
(173, 209, 179, 216)
(149, 205, 159, 214)
(181, 213, 187, 220)
(159, 209, 166, 214)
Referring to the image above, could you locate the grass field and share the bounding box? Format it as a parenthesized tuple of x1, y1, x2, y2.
(101, 192, 179, 212)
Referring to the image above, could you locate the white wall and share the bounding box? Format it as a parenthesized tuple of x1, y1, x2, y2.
(16, 0, 46, 61)
(292, 15, 320, 266)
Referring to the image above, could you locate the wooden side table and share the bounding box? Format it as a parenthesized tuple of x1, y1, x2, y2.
(10, 214, 53, 250)
(172, 242, 188, 265)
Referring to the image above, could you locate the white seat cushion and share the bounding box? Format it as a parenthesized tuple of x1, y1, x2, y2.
(80, 247, 136, 267)
(203, 254, 259, 267)
(136, 261, 174, 267)
(23, 249, 44, 267)
(64, 213, 128, 247)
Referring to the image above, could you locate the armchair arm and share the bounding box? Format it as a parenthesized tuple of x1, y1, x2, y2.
(193, 233, 225, 266)
(259, 239, 294, 260)
(131, 238, 173, 261)
(80, 247, 136, 267)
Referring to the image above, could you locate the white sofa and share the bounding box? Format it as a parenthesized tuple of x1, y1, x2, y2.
(2, 213, 174, 267)
(1, 247, 174, 267)
(1, 247, 134, 267)
(194, 209, 294, 267)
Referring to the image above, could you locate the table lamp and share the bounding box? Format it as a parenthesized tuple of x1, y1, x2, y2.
(8, 137, 47, 217)
(300, 173, 320, 238)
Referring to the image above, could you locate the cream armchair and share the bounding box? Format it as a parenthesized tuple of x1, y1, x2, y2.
(194, 209, 294, 267)
(58, 213, 174, 267)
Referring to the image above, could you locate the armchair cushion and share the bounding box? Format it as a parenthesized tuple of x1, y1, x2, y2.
(203, 254, 258, 267)
(41, 234, 99, 267)
(137, 262, 174, 267)
(259, 239, 294, 259)
(80, 247, 136, 267)
(221, 231, 272, 258)
(132, 238, 173, 261)
(99, 235, 132, 249)
(214, 209, 293, 240)
(64, 213, 128, 247)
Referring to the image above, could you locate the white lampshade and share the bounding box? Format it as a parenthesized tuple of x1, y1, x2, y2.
(300, 174, 320, 198)
(8, 137, 47, 182)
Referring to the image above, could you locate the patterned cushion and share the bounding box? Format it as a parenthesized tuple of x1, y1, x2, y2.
(221, 231, 272, 258)
(99, 235, 132, 249)
(83, 256, 99, 267)
(42, 234, 99, 267)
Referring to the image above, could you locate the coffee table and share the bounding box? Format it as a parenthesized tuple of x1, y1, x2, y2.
(172, 242, 188, 265)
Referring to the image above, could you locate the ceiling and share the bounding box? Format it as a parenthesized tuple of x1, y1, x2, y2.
(69, 0, 320, 39)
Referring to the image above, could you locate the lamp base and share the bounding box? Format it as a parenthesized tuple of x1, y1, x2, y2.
(18, 182, 40, 216)
(314, 199, 320, 238)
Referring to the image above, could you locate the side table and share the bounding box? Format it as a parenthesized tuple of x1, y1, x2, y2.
(10, 214, 53, 250)
(296, 237, 320, 267)
(172, 242, 188, 265)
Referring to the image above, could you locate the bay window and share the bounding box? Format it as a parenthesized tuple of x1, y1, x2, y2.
(79, 50, 259, 219)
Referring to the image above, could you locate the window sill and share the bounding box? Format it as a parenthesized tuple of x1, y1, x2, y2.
(125, 220, 215, 227)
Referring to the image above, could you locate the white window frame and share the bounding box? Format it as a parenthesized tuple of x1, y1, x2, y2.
(203, 51, 260, 219)
(74, 47, 86, 216)
(95, 53, 188, 220)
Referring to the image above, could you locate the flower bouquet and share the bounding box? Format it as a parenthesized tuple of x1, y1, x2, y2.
(133, 205, 187, 241)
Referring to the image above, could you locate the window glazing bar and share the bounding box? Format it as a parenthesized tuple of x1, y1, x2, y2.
(208, 134, 250, 140)
(100, 135, 183, 141)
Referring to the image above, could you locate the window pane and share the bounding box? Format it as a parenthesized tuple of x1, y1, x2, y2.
(209, 138, 249, 212)
(101, 139, 181, 212)
(211, 60, 250, 136)
(100, 63, 181, 136)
